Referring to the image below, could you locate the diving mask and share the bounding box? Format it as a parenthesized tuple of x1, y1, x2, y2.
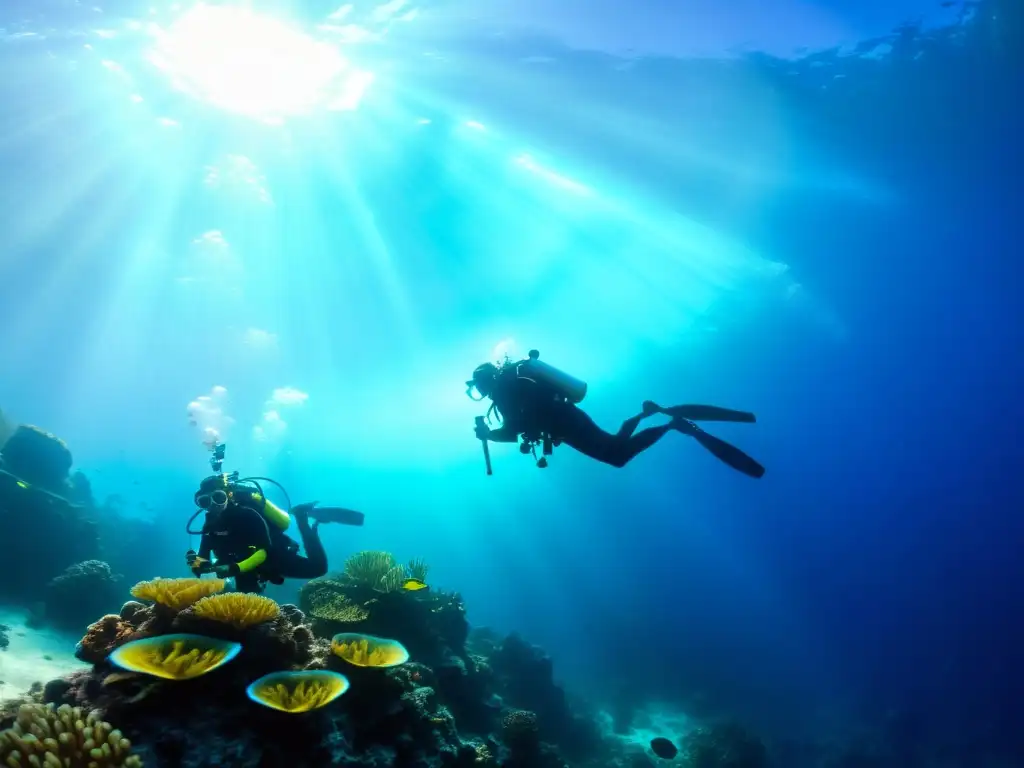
(195, 489, 229, 510)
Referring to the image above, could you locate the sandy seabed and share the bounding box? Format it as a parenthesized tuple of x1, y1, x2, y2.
(0, 606, 89, 702)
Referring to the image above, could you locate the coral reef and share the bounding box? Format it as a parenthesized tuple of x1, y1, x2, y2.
(20, 571, 769, 768)
(482, 631, 603, 761)
(0, 703, 142, 767)
(300, 553, 469, 670)
(42, 560, 124, 632)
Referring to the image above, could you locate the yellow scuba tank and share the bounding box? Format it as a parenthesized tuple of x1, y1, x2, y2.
(516, 349, 588, 404)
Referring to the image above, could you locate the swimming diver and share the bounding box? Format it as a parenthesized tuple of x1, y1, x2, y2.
(467, 350, 765, 477)
(185, 473, 360, 593)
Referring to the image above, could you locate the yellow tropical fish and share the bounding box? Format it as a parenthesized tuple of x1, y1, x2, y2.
(402, 579, 428, 591)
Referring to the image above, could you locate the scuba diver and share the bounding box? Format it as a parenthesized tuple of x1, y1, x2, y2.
(185, 442, 366, 593)
(467, 350, 765, 478)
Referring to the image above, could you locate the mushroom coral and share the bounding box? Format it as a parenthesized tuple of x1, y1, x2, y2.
(245, 670, 350, 713)
(109, 633, 242, 680)
(331, 633, 409, 668)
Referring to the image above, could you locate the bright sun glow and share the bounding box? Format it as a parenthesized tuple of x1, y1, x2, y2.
(148, 3, 373, 121)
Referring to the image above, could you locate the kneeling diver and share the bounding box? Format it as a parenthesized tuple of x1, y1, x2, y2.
(467, 350, 765, 478)
(185, 472, 365, 593)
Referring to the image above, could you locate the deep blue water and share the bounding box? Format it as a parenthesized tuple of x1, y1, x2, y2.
(0, 0, 1020, 759)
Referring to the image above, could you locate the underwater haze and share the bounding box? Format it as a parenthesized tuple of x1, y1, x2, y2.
(1, 0, 1021, 763)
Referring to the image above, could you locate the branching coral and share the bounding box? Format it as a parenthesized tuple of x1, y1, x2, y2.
(342, 551, 398, 589)
(109, 633, 242, 680)
(75, 614, 136, 664)
(299, 578, 371, 623)
(0, 703, 142, 767)
(130, 578, 225, 612)
(341, 551, 431, 593)
(245, 670, 350, 713)
(191, 593, 280, 629)
(331, 633, 410, 667)
(407, 558, 430, 583)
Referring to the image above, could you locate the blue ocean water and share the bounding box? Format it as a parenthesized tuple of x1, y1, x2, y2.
(0, 0, 1019, 763)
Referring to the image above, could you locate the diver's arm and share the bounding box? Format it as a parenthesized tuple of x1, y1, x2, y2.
(231, 548, 268, 575)
(486, 425, 520, 443)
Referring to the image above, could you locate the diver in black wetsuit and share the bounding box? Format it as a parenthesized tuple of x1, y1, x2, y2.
(186, 474, 342, 593)
(467, 350, 765, 478)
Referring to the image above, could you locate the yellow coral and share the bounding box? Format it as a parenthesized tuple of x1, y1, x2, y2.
(331, 633, 409, 667)
(109, 633, 242, 680)
(0, 703, 142, 767)
(191, 593, 280, 629)
(245, 670, 349, 713)
(130, 578, 225, 612)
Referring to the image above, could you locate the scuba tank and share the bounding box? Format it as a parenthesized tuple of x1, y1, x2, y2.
(516, 349, 588, 404)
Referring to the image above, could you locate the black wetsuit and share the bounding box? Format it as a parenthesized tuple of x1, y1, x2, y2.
(195, 494, 328, 593)
(489, 375, 674, 468)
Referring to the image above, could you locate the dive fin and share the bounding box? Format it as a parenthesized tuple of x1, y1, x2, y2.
(308, 507, 366, 527)
(684, 424, 765, 478)
(661, 404, 756, 423)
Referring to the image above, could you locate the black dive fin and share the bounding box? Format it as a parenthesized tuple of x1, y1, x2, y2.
(663, 404, 756, 423)
(309, 507, 365, 526)
(691, 429, 765, 478)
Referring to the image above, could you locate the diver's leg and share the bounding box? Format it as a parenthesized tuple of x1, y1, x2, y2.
(558, 406, 674, 468)
(617, 400, 671, 438)
(275, 512, 328, 579)
(616, 412, 646, 439)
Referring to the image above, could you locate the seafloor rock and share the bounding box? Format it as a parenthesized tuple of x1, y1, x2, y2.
(0, 623, 8, 651)
(679, 722, 769, 768)
(42, 559, 124, 632)
(0, 424, 73, 492)
(0, 426, 101, 606)
(486, 632, 604, 761)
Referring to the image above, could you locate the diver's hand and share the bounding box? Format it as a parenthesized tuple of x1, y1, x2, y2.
(474, 421, 491, 440)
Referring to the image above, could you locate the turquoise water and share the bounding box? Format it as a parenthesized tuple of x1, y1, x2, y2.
(0, 0, 1019, 760)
